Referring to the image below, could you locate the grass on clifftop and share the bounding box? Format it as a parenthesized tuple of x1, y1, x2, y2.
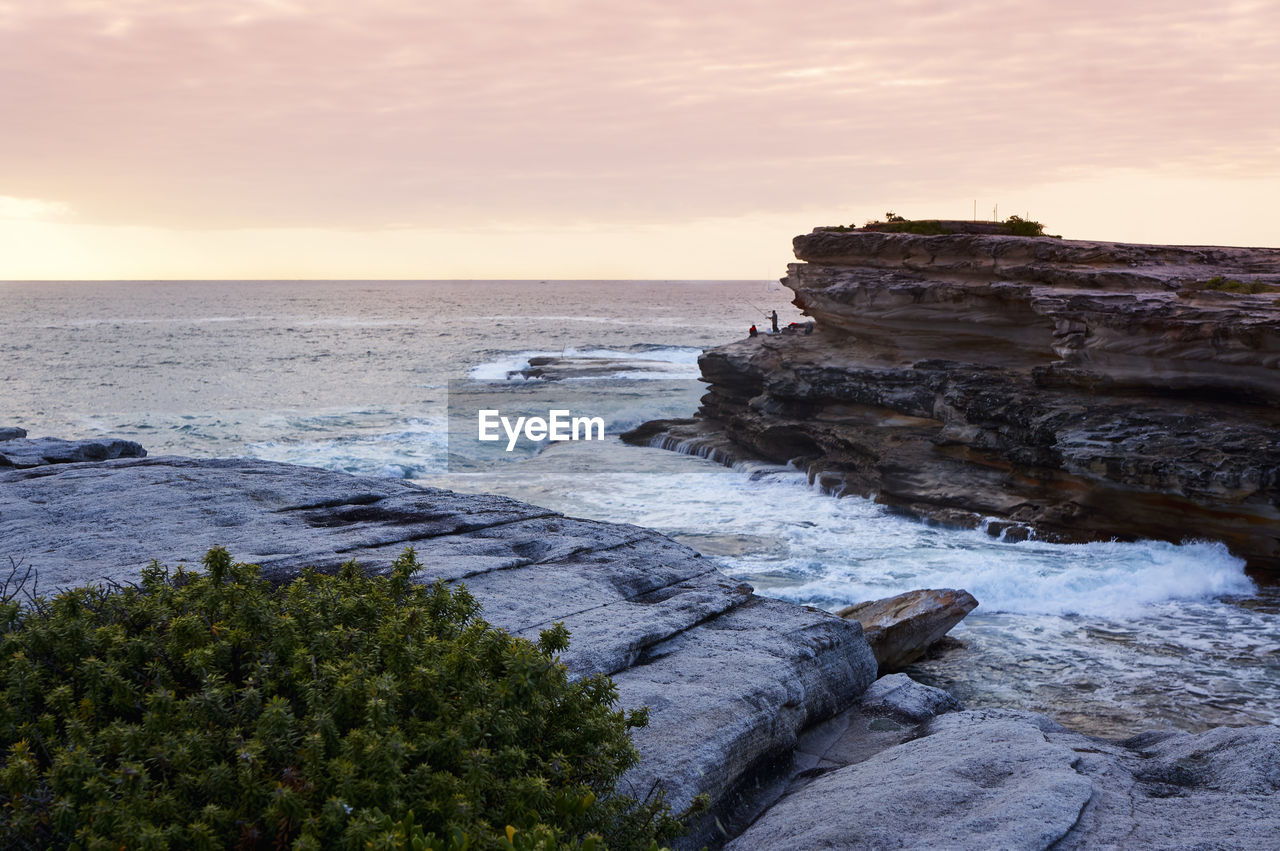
(823, 212, 1062, 237)
(1, 548, 687, 851)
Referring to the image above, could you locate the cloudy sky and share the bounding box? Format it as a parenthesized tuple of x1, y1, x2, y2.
(2, 0, 1277, 278)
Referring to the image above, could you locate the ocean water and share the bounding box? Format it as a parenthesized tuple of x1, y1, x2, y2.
(3, 279, 1277, 737)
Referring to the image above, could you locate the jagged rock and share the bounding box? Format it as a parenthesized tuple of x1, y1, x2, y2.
(626, 230, 1280, 569)
(728, 709, 1280, 850)
(0, 426, 27, 441)
(0, 436, 146, 468)
(0, 455, 876, 850)
(837, 588, 978, 672)
(858, 672, 962, 722)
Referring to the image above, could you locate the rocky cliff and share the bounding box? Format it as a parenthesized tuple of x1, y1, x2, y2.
(626, 230, 1280, 570)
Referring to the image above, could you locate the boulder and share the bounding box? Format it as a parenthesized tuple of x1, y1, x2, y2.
(0, 426, 28, 441)
(0, 454, 876, 850)
(837, 588, 978, 672)
(0, 436, 146, 468)
(729, 709, 1280, 850)
(858, 672, 962, 722)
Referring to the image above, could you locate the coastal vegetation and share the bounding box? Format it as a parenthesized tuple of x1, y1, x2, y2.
(0, 548, 682, 850)
(822, 213, 1062, 237)
(1001, 215, 1055, 237)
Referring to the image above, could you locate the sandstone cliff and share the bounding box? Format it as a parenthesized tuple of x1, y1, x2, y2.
(626, 230, 1280, 569)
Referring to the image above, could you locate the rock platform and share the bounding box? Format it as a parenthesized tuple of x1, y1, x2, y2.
(0, 452, 875, 849)
(4, 442, 1279, 848)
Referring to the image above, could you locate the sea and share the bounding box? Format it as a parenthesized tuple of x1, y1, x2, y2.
(3, 279, 1277, 738)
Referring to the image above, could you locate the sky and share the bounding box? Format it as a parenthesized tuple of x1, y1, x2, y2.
(2, 0, 1278, 279)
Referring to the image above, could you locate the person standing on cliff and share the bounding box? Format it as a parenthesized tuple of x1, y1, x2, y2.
(770, 310, 779, 333)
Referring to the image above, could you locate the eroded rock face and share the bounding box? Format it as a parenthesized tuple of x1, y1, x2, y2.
(0, 455, 876, 850)
(626, 231, 1280, 569)
(728, 709, 1280, 850)
(837, 588, 978, 672)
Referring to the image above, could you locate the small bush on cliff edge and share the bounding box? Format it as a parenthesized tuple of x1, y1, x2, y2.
(0, 548, 682, 850)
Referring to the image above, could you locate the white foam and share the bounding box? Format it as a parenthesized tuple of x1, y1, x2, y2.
(246, 416, 449, 479)
(770, 538, 1254, 619)
(451, 443, 1257, 620)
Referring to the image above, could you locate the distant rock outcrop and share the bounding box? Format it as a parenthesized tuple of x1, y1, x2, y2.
(626, 230, 1280, 569)
(0, 433, 146, 467)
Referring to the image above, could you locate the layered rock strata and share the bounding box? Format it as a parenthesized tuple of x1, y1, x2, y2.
(0, 453, 876, 849)
(626, 231, 1280, 569)
(837, 588, 978, 672)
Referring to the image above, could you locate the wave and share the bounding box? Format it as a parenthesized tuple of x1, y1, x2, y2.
(468, 345, 703, 380)
(769, 538, 1254, 619)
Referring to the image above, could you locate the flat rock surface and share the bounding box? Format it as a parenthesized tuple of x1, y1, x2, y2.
(730, 708, 1280, 850)
(0, 454, 876, 849)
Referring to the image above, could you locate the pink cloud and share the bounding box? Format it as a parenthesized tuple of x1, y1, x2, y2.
(1, 0, 1276, 229)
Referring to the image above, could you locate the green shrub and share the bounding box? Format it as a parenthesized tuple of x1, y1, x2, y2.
(857, 217, 954, 235)
(1, 548, 683, 850)
(1004, 215, 1045, 237)
(884, 220, 952, 235)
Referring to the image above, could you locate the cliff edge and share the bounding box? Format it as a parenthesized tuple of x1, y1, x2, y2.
(626, 229, 1280, 569)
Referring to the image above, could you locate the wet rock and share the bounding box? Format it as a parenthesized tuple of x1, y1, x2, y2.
(0, 426, 27, 441)
(0, 454, 876, 849)
(858, 672, 962, 722)
(516, 355, 685, 380)
(631, 230, 1280, 569)
(729, 709, 1280, 850)
(837, 588, 978, 672)
(0, 436, 146, 468)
